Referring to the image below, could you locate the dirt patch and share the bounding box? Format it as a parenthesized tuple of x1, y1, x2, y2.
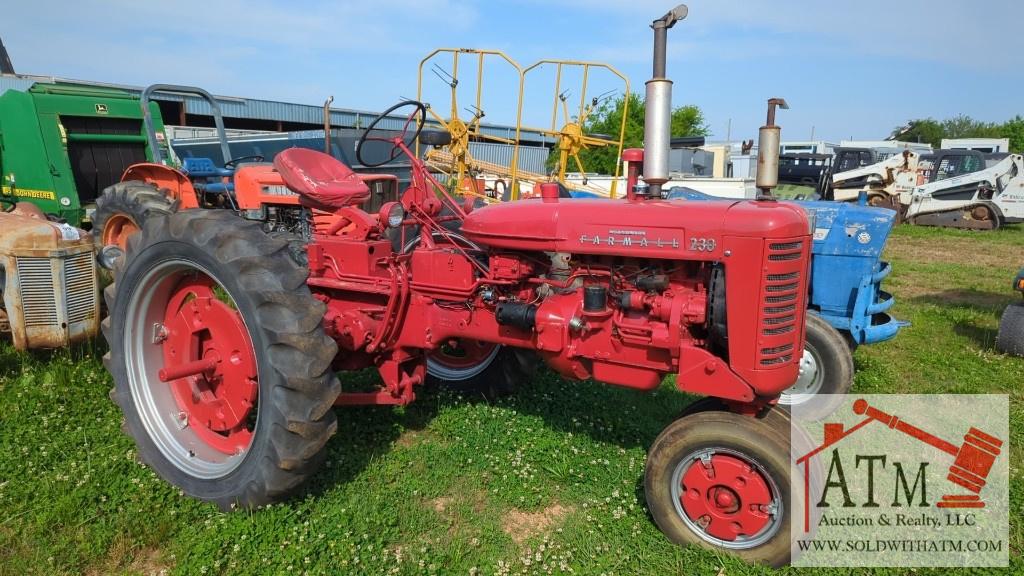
(886, 235, 1019, 269)
(127, 547, 170, 576)
(501, 503, 572, 544)
(86, 543, 170, 576)
(431, 496, 453, 513)
(395, 430, 423, 448)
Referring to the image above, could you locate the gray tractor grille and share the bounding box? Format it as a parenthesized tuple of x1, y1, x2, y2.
(15, 257, 59, 327)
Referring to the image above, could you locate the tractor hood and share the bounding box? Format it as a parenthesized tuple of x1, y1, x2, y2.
(0, 212, 92, 252)
(460, 197, 809, 259)
(794, 200, 895, 258)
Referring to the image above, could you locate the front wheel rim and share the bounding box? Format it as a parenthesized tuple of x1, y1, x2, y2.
(779, 345, 823, 406)
(124, 259, 259, 479)
(102, 214, 139, 250)
(670, 447, 783, 549)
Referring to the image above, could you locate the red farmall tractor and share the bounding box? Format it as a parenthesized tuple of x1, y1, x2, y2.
(102, 5, 814, 566)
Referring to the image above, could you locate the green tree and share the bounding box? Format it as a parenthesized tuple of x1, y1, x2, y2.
(999, 116, 1024, 153)
(890, 118, 944, 147)
(940, 114, 1001, 139)
(892, 115, 1006, 148)
(547, 93, 709, 175)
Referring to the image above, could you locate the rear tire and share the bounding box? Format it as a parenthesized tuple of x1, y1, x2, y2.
(95, 181, 176, 250)
(428, 346, 539, 398)
(778, 313, 854, 419)
(645, 410, 801, 567)
(996, 302, 1024, 356)
(103, 210, 339, 510)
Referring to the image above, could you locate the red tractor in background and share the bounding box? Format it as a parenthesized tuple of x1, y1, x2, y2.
(92, 84, 400, 252)
(102, 5, 816, 566)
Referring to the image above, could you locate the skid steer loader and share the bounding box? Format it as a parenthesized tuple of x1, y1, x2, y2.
(905, 152, 1024, 230)
(821, 149, 920, 207)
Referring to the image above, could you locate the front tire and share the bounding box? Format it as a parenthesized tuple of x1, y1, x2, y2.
(645, 410, 801, 567)
(778, 313, 854, 419)
(996, 302, 1024, 356)
(103, 210, 339, 510)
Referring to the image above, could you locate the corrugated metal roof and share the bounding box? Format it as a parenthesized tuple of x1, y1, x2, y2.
(0, 75, 38, 94)
(468, 142, 549, 174)
(0, 72, 553, 144)
(172, 128, 549, 175)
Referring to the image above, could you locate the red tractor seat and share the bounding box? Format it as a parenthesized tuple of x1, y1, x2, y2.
(274, 148, 370, 211)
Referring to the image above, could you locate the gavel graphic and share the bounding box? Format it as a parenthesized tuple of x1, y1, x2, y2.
(850, 398, 1003, 508)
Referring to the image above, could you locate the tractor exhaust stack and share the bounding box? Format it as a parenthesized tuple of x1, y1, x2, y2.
(755, 97, 789, 199)
(643, 4, 687, 198)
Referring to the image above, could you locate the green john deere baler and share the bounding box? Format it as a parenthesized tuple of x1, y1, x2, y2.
(0, 81, 168, 226)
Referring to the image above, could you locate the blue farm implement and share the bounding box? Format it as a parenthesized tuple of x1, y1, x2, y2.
(665, 187, 905, 411)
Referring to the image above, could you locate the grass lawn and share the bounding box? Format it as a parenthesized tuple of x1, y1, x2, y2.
(0, 224, 1021, 575)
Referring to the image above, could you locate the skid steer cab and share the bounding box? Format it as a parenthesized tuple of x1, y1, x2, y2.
(93, 84, 399, 252)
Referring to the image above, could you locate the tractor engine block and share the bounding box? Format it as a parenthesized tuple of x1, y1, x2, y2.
(304, 202, 810, 409)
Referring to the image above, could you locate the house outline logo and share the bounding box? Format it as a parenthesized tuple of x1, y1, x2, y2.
(795, 398, 1004, 533)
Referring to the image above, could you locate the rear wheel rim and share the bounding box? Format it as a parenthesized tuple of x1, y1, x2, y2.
(102, 214, 139, 250)
(124, 259, 259, 478)
(671, 447, 782, 549)
(427, 339, 500, 381)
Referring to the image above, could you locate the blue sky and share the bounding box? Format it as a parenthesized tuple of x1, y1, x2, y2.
(3, 0, 1021, 142)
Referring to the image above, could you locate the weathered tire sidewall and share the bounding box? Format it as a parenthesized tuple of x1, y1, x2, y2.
(109, 236, 281, 501)
(996, 302, 1024, 357)
(645, 411, 799, 568)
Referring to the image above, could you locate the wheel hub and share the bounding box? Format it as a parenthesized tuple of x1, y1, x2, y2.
(675, 451, 777, 545)
(162, 275, 257, 454)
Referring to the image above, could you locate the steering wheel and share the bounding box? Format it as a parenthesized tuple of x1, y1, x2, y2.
(0, 197, 15, 213)
(223, 155, 265, 170)
(356, 101, 427, 168)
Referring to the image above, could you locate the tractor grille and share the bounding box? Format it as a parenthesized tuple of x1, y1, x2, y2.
(16, 252, 98, 329)
(758, 238, 807, 367)
(64, 252, 98, 324)
(16, 257, 59, 328)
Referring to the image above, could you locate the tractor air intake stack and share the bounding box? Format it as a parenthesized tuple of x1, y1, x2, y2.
(755, 98, 789, 199)
(643, 4, 688, 198)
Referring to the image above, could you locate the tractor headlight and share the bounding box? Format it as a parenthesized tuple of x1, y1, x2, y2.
(97, 245, 124, 270)
(379, 202, 405, 228)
